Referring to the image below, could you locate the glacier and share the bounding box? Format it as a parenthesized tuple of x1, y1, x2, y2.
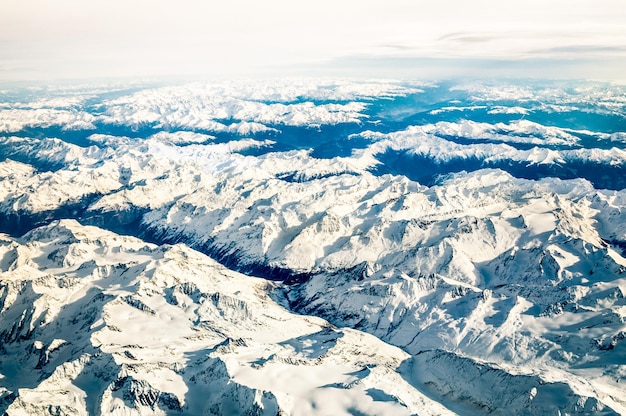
(1, 78, 626, 415)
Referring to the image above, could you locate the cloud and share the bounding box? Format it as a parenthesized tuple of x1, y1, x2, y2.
(529, 45, 626, 58)
(1, 1, 626, 81)
(437, 32, 498, 44)
(317, 56, 626, 83)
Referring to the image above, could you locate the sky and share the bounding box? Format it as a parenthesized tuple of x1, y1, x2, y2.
(1, 0, 626, 82)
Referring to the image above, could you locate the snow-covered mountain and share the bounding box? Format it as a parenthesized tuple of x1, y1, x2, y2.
(1, 220, 456, 415)
(1, 78, 626, 414)
(1, 220, 621, 415)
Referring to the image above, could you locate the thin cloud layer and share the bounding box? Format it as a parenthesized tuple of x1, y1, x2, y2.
(1, 0, 625, 80)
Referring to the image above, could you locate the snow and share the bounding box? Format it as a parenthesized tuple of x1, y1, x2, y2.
(95, 81, 413, 130)
(354, 125, 626, 169)
(0, 108, 96, 132)
(1, 78, 626, 415)
(0, 220, 450, 415)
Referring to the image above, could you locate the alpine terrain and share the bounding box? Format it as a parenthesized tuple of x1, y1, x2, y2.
(1, 79, 625, 415)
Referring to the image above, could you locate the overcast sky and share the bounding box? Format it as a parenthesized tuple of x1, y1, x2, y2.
(1, 0, 625, 82)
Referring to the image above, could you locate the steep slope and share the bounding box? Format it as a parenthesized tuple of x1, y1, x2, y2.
(2, 78, 626, 414)
(0, 220, 453, 416)
(283, 177, 626, 414)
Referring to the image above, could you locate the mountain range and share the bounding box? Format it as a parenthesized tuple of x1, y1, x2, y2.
(1, 78, 625, 414)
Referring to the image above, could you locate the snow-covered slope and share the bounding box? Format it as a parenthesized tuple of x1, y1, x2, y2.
(1, 78, 626, 414)
(0, 220, 456, 415)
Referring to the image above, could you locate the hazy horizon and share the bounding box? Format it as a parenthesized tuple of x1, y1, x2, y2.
(2, 0, 626, 83)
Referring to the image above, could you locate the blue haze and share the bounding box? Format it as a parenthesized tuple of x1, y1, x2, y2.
(2, 81, 625, 190)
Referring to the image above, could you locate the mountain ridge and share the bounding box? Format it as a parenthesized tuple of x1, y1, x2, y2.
(1, 78, 626, 414)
